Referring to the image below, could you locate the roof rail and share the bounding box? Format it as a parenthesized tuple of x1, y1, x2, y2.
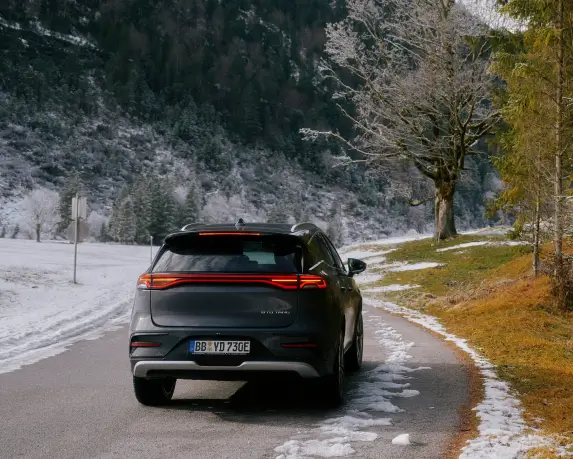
(290, 222, 317, 233)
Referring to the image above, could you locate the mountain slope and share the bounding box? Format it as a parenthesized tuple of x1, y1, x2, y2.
(0, 1, 499, 243)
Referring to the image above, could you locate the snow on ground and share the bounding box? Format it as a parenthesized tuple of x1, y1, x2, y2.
(362, 285, 419, 293)
(339, 248, 396, 261)
(462, 226, 511, 237)
(367, 298, 557, 458)
(0, 17, 97, 49)
(274, 309, 427, 458)
(341, 233, 432, 252)
(391, 434, 411, 446)
(436, 241, 528, 253)
(352, 272, 384, 285)
(384, 262, 442, 272)
(0, 239, 150, 374)
(358, 254, 392, 265)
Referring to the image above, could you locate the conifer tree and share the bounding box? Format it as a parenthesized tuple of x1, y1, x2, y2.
(57, 173, 84, 234)
(267, 204, 291, 224)
(111, 196, 137, 244)
(183, 178, 201, 226)
(99, 222, 108, 243)
(131, 176, 153, 244)
(326, 203, 345, 247)
(493, 0, 573, 304)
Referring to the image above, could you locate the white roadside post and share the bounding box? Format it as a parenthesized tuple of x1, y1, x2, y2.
(71, 194, 87, 284)
(150, 235, 153, 264)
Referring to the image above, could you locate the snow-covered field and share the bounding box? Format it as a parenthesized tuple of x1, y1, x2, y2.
(0, 239, 150, 374)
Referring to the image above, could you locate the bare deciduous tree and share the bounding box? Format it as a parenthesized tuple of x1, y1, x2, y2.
(302, 0, 500, 239)
(22, 189, 59, 242)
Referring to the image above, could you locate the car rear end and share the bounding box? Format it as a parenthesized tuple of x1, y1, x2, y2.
(129, 230, 341, 390)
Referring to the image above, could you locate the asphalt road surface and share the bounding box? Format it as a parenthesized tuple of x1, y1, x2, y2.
(0, 305, 469, 459)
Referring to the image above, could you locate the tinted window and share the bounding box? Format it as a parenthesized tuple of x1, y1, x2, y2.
(152, 235, 302, 273)
(321, 235, 347, 273)
(306, 234, 336, 270)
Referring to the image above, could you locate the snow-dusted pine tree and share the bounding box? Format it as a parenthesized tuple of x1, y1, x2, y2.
(267, 204, 291, 224)
(326, 203, 345, 247)
(113, 197, 137, 244)
(183, 177, 202, 226)
(131, 176, 153, 244)
(57, 173, 84, 234)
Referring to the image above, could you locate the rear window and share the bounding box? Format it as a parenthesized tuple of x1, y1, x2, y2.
(152, 235, 303, 273)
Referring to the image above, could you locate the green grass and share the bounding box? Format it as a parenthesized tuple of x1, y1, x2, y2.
(369, 235, 531, 297)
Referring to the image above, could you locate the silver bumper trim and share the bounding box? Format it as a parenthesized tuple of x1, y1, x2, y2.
(133, 360, 320, 378)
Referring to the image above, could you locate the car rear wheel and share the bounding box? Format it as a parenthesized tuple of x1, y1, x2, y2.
(133, 376, 176, 406)
(318, 328, 345, 408)
(345, 311, 363, 372)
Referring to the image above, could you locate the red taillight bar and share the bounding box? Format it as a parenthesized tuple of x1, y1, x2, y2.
(136, 273, 327, 291)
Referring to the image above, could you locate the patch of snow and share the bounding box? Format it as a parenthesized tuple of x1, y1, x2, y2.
(274, 309, 428, 459)
(0, 17, 97, 49)
(0, 17, 22, 30)
(362, 284, 420, 293)
(360, 255, 391, 265)
(33, 21, 98, 48)
(388, 262, 442, 272)
(436, 241, 528, 253)
(0, 239, 150, 374)
(436, 241, 489, 252)
(461, 226, 511, 236)
(373, 262, 442, 272)
(368, 299, 557, 458)
(392, 434, 411, 446)
(341, 233, 432, 251)
(339, 248, 395, 261)
(353, 272, 383, 285)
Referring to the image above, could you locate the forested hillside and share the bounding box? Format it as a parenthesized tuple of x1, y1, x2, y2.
(0, 0, 500, 243)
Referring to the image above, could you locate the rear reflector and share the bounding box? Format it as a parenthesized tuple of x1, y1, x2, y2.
(130, 342, 161, 348)
(281, 343, 317, 348)
(136, 273, 327, 291)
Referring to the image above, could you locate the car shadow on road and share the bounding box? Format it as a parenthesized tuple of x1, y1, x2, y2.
(166, 360, 381, 421)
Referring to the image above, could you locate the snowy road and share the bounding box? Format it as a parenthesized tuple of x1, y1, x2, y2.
(0, 304, 469, 459)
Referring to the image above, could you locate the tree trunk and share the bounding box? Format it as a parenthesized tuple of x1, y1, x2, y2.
(533, 147, 541, 276)
(533, 195, 541, 276)
(35, 223, 41, 243)
(434, 180, 457, 240)
(554, 0, 565, 300)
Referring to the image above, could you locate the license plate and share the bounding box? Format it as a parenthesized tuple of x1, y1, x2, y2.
(189, 340, 250, 355)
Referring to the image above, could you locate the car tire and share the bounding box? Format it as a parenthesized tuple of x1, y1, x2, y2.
(133, 376, 176, 406)
(345, 311, 363, 372)
(318, 328, 345, 408)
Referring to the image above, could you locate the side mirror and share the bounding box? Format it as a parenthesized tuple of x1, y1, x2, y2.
(348, 258, 367, 277)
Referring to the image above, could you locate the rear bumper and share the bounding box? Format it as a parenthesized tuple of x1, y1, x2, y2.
(133, 360, 320, 379)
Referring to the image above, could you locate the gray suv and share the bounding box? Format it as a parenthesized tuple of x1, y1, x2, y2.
(129, 221, 366, 407)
